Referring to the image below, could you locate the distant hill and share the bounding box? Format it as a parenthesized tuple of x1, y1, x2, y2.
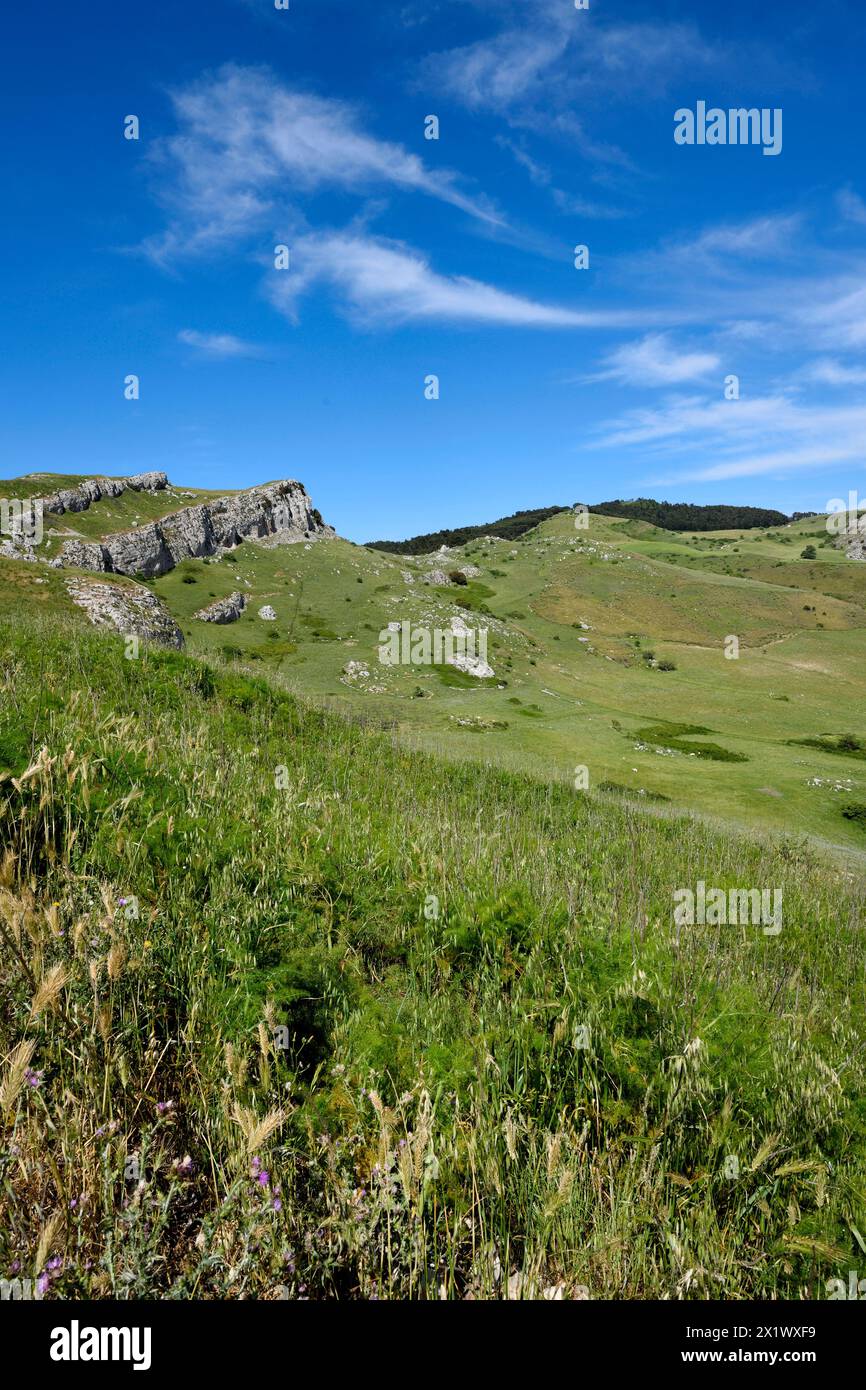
(588, 498, 790, 531)
(366, 506, 569, 555)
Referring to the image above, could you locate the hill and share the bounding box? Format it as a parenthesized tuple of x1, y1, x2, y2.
(1, 612, 864, 1299)
(365, 505, 569, 554)
(589, 498, 791, 531)
(2, 475, 866, 855)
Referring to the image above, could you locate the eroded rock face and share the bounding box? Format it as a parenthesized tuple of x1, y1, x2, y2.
(447, 615, 494, 679)
(65, 579, 184, 649)
(0, 539, 37, 563)
(43, 472, 168, 515)
(59, 479, 332, 578)
(193, 591, 247, 624)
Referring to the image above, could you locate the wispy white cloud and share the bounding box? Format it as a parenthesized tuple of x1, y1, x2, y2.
(424, 7, 721, 119)
(142, 64, 503, 265)
(805, 357, 866, 385)
(663, 214, 805, 266)
(837, 186, 866, 226)
(266, 231, 656, 329)
(178, 329, 264, 359)
(794, 284, 866, 350)
(590, 390, 866, 483)
(495, 135, 628, 219)
(586, 333, 720, 387)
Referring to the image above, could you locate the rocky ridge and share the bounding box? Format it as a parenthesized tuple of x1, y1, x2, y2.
(43, 472, 169, 515)
(59, 479, 333, 577)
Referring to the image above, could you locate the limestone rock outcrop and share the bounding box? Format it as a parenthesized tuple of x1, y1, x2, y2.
(59, 479, 333, 578)
(65, 579, 184, 649)
(43, 472, 168, 515)
(194, 591, 247, 624)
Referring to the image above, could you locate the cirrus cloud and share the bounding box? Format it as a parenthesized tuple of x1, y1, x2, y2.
(265, 231, 659, 329)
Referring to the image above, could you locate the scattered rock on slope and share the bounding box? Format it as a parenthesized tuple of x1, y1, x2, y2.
(194, 591, 247, 624)
(65, 579, 184, 649)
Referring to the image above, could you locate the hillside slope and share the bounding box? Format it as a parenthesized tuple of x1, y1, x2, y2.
(3, 474, 866, 853)
(1, 614, 864, 1298)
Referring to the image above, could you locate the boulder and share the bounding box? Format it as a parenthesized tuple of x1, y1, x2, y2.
(65, 578, 184, 649)
(194, 591, 247, 624)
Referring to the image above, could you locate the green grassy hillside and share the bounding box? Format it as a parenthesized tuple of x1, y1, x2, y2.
(1, 614, 864, 1299)
(146, 505, 866, 856)
(3, 476, 866, 854)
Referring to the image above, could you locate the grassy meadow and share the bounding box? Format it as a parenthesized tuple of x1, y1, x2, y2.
(0, 612, 865, 1299)
(135, 505, 866, 857)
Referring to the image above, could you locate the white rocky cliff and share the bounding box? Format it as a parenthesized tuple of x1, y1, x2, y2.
(59, 478, 333, 577)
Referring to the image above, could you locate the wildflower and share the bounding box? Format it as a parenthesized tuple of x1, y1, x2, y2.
(257, 1169, 270, 1187)
(25, 1067, 44, 1088)
(143, 940, 152, 950)
(272, 1197, 282, 1211)
(156, 1100, 174, 1115)
(36, 1273, 50, 1296)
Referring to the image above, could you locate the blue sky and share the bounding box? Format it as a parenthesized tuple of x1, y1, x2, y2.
(2, 0, 866, 540)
